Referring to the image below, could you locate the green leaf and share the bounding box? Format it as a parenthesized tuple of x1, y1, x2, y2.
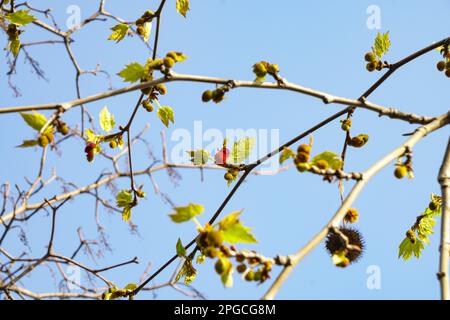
(157, 106, 175, 128)
(5, 10, 36, 26)
(9, 37, 20, 57)
(116, 190, 134, 222)
(176, 238, 186, 257)
(373, 31, 391, 59)
(417, 216, 436, 244)
(20, 112, 47, 131)
(124, 283, 137, 291)
(311, 151, 343, 170)
(279, 147, 295, 165)
(398, 237, 424, 261)
(229, 137, 256, 164)
(117, 62, 145, 83)
(99, 106, 115, 133)
(187, 149, 210, 165)
(141, 22, 152, 43)
(168, 203, 204, 223)
(219, 256, 234, 288)
(219, 211, 257, 244)
(108, 23, 130, 43)
(175, 258, 197, 285)
(176, 0, 190, 17)
(16, 139, 39, 148)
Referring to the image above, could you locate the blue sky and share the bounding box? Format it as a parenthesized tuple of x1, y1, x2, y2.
(0, 0, 449, 299)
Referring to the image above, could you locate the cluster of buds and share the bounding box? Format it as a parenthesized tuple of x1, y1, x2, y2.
(340, 119, 352, 132)
(294, 144, 312, 172)
(364, 52, 386, 72)
(235, 252, 272, 283)
(202, 83, 232, 104)
(135, 10, 154, 38)
(38, 130, 54, 147)
(55, 119, 69, 136)
(252, 61, 280, 82)
(436, 45, 450, 78)
(141, 83, 167, 112)
(6, 23, 22, 42)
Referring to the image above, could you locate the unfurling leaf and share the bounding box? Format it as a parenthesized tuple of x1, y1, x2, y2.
(168, 203, 204, 223)
(117, 62, 145, 83)
(99, 106, 115, 133)
(218, 256, 234, 287)
(108, 23, 130, 43)
(311, 151, 343, 170)
(16, 140, 39, 148)
(176, 238, 186, 257)
(176, 0, 190, 17)
(373, 31, 391, 59)
(187, 149, 210, 165)
(175, 258, 197, 285)
(219, 210, 257, 244)
(157, 106, 175, 127)
(398, 237, 424, 260)
(9, 37, 20, 57)
(116, 190, 134, 221)
(5, 10, 36, 26)
(229, 137, 256, 164)
(20, 112, 47, 131)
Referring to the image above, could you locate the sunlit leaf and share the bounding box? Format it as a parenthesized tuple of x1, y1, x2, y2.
(176, 0, 190, 18)
(117, 62, 145, 83)
(157, 106, 174, 128)
(229, 137, 255, 164)
(108, 23, 130, 43)
(176, 238, 186, 257)
(168, 203, 204, 223)
(20, 112, 47, 131)
(5, 10, 36, 26)
(311, 151, 343, 170)
(219, 210, 257, 244)
(99, 106, 115, 133)
(373, 31, 391, 58)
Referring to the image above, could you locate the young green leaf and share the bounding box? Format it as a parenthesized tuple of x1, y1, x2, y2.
(168, 203, 204, 223)
(20, 112, 47, 131)
(219, 256, 234, 287)
(373, 31, 391, 59)
(219, 211, 257, 244)
(157, 106, 175, 128)
(398, 237, 424, 260)
(176, 0, 190, 17)
(176, 238, 186, 257)
(124, 283, 137, 291)
(108, 23, 130, 43)
(116, 190, 134, 222)
(175, 258, 197, 285)
(99, 106, 115, 133)
(16, 139, 39, 148)
(187, 149, 210, 165)
(311, 151, 343, 170)
(229, 137, 256, 164)
(117, 62, 145, 83)
(5, 10, 36, 26)
(279, 147, 295, 164)
(9, 37, 20, 57)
